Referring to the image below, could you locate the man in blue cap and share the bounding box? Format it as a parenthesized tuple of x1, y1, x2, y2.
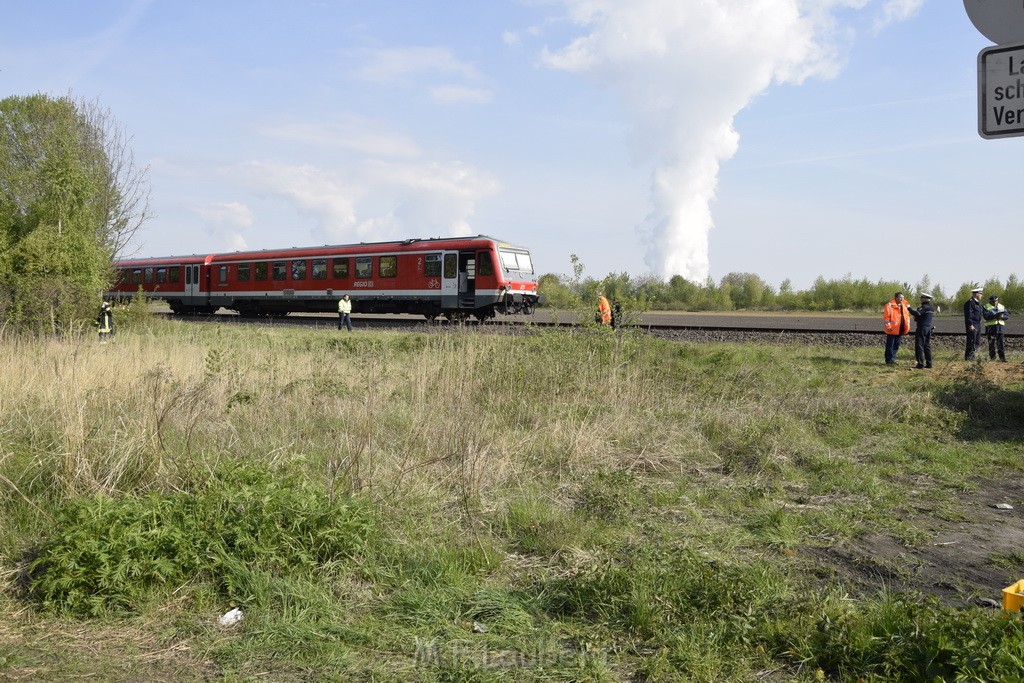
(909, 293, 935, 369)
(963, 287, 984, 360)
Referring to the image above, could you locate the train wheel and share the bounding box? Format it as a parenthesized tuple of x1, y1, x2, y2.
(444, 311, 468, 323)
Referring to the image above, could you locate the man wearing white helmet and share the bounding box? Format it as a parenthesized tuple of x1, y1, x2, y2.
(97, 302, 114, 342)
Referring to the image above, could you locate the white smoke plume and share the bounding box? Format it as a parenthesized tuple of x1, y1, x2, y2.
(543, 0, 923, 280)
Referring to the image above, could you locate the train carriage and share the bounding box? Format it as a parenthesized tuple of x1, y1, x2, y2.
(108, 235, 542, 321)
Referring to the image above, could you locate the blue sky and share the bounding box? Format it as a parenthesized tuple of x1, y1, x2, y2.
(1, 0, 1016, 293)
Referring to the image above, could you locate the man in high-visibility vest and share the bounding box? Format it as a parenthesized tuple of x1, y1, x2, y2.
(596, 292, 611, 326)
(983, 294, 1009, 361)
(882, 291, 911, 365)
(338, 294, 353, 331)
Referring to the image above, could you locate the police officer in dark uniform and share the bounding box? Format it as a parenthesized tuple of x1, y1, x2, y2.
(909, 293, 935, 369)
(963, 287, 984, 360)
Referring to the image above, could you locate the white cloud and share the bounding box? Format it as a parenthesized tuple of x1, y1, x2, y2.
(233, 162, 363, 241)
(352, 46, 479, 83)
(874, 0, 925, 31)
(542, 0, 920, 280)
(194, 201, 253, 251)
(430, 84, 495, 104)
(259, 117, 422, 158)
(231, 157, 499, 244)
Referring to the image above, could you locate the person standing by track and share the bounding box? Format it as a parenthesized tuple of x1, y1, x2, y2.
(963, 287, 984, 360)
(596, 292, 612, 326)
(983, 294, 1009, 362)
(908, 293, 934, 369)
(96, 301, 114, 343)
(882, 291, 911, 365)
(337, 293, 353, 331)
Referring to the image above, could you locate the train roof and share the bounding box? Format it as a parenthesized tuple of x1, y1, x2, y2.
(115, 235, 533, 265)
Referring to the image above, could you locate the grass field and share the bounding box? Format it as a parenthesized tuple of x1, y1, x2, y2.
(1, 318, 1023, 681)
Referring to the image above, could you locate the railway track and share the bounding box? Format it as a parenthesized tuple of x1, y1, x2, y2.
(165, 309, 1022, 339)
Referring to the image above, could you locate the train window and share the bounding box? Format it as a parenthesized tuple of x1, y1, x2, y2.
(291, 260, 307, 280)
(443, 253, 457, 279)
(156, 268, 167, 284)
(255, 262, 268, 281)
(219, 265, 228, 283)
(144, 267, 154, 284)
(425, 253, 442, 277)
(477, 252, 493, 276)
(185, 267, 191, 285)
(355, 256, 372, 279)
(312, 259, 327, 280)
(272, 261, 287, 281)
(169, 267, 180, 284)
(499, 250, 534, 274)
(132, 269, 142, 284)
(238, 264, 250, 282)
(333, 257, 349, 279)
(379, 255, 397, 278)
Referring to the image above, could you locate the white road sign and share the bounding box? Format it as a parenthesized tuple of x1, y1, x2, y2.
(978, 42, 1024, 139)
(964, 0, 1024, 45)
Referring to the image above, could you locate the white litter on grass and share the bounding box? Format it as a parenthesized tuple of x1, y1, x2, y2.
(992, 503, 1014, 511)
(218, 607, 244, 627)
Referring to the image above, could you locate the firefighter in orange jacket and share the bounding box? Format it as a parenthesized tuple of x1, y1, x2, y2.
(596, 293, 612, 326)
(883, 291, 911, 365)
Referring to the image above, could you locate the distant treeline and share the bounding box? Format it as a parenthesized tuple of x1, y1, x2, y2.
(539, 264, 1024, 314)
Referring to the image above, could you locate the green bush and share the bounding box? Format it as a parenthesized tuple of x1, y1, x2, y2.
(25, 463, 371, 616)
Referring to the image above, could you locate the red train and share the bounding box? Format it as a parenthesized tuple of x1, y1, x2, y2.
(107, 235, 542, 321)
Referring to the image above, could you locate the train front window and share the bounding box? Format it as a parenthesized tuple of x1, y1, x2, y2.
(499, 250, 533, 273)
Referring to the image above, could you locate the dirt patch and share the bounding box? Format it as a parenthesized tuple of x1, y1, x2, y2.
(802, 476, 1024, 607)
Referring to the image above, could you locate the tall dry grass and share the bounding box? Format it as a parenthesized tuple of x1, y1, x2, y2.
(0, 319, 947, 543)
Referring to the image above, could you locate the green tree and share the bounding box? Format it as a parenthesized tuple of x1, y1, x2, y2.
(0, 93, 149, 332)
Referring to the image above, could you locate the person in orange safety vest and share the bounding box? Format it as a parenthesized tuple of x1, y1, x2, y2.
(882, 291, 911, 365)
(596, 292, 612, 326)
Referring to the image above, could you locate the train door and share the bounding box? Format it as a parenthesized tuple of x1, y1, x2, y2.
(441, 251, 459, 309)
(459, 251, 476, 308)
(184, 264, 201, 303)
